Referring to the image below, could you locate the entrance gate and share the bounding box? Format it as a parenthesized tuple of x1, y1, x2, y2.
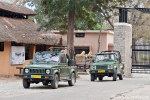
(116, 7, 150, 74)
(132, 44, 150, 73)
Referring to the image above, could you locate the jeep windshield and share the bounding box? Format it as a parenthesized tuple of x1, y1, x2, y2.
(95, 53, 115, 62)
(33, 51, 59, 63)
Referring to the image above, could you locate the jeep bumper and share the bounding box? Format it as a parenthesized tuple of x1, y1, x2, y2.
(20, 74, 54, 80)
(90, 70, 114, 75)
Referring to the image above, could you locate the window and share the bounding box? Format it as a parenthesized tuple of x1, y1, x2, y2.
(75, 46, 89, 55)
(76, 33, 85, 38)
(0, 42, 4, 51)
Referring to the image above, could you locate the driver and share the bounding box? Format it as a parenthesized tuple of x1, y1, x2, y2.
(109, 55, 114, 60)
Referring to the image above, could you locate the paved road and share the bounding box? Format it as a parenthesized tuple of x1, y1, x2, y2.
(0, 74, 150, 100)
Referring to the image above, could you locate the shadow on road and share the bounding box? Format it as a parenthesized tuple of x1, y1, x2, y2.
(29, 84, 70, 89)
(94, 79, 123, 82)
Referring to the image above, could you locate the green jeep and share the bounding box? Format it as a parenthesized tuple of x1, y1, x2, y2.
(20, 47, 78, 89)
(90, 50, 124, 81)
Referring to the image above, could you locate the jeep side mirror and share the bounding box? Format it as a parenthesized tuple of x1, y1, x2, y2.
(30, 60, 33, 64)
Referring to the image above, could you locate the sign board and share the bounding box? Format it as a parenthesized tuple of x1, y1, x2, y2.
(11, 46, 25, 65)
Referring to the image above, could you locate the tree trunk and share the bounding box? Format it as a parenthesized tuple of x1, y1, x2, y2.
(132, 39, 137, 63)
(97, 29, 101, 53)
(97, 18, 103, 53)
(67, 10, 75, 59)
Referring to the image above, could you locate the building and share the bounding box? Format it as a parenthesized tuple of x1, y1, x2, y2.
(0, 2, 114, 77)
(0, 2, 61, 77)
(53, 30, 114, 55)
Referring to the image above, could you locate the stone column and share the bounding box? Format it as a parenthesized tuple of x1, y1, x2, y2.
(114, 23, 132, 77)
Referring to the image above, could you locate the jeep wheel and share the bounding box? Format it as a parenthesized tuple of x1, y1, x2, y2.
(98, 76, 103, 81)
(113, 70, 117, 81)
(68, 73, 76, 86)
(42, 81, 49, 85)
(91, 74, 95, 81)
(119, 74, 123, 80)
(51, 74, 59, 89)
(23, 79, 30, 88)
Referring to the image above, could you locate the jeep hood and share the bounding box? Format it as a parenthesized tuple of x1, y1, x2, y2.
(92, 62, 116, 66)
(24, 64, 58, 68)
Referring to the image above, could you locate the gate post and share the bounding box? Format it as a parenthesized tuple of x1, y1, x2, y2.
(114, 23, 132, 77)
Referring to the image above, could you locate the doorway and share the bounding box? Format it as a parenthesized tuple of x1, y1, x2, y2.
(75, 46, 89, 55)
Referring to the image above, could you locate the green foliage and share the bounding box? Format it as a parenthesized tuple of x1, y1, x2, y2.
(28, 16, 34, 21)
(91, 24, 104, 30)
(34, 0, 125, 31)
(32, 0, 125, 50)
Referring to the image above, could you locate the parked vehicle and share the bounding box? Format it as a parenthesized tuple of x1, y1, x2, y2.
(20, 47, 77, 89)
(90, 50, 124, 81)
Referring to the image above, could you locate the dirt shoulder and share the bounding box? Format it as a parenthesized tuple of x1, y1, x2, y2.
(0, 77, 21, 82)
(111, 73, 150, 100)
(111, 84, 150, 100)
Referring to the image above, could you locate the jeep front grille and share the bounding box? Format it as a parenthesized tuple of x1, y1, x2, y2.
(29, 69, 45, 74)
(96, 66, 107, 69)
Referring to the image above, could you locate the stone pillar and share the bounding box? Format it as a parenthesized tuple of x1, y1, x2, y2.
(114, 23, 132, 77)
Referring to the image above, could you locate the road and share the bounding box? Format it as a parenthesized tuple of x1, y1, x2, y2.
(0, 74, 150, 100)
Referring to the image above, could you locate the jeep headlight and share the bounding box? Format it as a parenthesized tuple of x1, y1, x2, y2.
(108, 65, 113, 69)
(25, 69, 29, 73)
(91, 66, 96, 70)
(46, 69, 50, 74)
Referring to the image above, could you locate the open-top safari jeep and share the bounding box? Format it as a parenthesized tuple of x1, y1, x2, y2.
(90, 50, 124, 81)
(20, 47, 77, 89)
(75, 51, 94, 72)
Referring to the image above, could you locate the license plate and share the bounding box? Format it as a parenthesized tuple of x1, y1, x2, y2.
(98, 70, 105, 73)
(31, 75, 41, 78)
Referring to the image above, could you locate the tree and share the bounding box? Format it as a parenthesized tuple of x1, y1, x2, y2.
(122, 0, 150, 63)
(35, 0, 125, 58)
(103, 0, 150, 43)
(126, 0, 149, 43)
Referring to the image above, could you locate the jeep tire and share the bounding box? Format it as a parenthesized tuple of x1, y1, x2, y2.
(98, 76, 103, 81)
(51, 74, 59, 89)
(119, 74, 123, 80)
(23, 79, 30, 88)
(113, 70, 117, 81)
(91, 74, 95, 81)
(68, 73, 76, 86)
(42, 81, 49, 85)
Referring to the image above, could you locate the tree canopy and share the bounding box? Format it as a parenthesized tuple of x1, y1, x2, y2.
(35, 0, 125, 57)
(35, 0, 125, 32)
(2, 0, 126, 56)
(125, 0, 150, 43)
